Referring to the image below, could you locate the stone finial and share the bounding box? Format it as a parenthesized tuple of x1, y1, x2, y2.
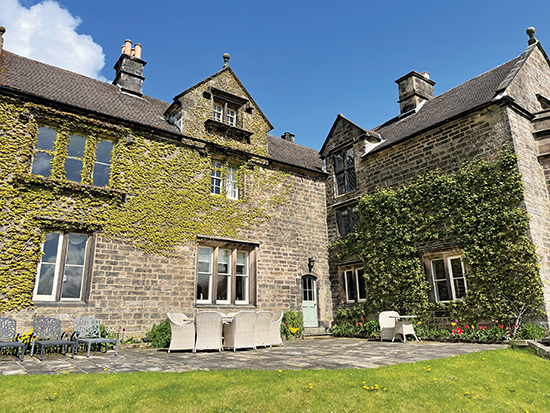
(527, 27, 537, 45)
(0, 26, 5, 54)
(223, 53, 230, 68)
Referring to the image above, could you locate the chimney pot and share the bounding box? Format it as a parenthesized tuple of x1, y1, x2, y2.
(0, 26, 5, 56)
(134, 43, 142, 59)
(123, 39, 132, 56)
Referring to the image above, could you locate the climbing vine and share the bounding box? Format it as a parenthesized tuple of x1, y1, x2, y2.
(335, 149, 544, 324)
(0, 95, 295, 311)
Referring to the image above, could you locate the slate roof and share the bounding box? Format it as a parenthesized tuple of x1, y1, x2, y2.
(0, 50, 322, 172)
(370, 54, 525, 153)
(267, 135, 323, 172)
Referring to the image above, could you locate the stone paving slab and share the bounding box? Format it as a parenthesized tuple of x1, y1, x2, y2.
(0, 338, 506, 376)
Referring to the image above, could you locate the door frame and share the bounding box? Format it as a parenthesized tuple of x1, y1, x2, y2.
(301, 274, 318, 328)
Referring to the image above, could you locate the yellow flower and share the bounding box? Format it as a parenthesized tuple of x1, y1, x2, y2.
(451, 322, 456, 326)
(278, 369, 282, 373)
(418, 321, 422, 325)
(289, 327, 299, 334)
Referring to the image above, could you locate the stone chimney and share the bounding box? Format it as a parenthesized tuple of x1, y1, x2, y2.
(113, 39, 146, 96)
(281, 132, 295, 143)
(395, 71, 435, 114)
(0, 26, 5, 57)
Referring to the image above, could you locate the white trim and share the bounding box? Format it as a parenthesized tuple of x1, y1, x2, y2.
(33, 232, 63, 301)
(196, 247, 213, 304)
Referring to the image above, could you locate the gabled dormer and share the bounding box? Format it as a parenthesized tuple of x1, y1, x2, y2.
(164, 54, 273, 156)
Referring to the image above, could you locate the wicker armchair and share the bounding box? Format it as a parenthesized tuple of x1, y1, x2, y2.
(73, 317, 118, 357)
(254, 311, 273, 348)
(268, 311, 284, 348)
(167, 313, 195, 352)
(379, 311, 399, 342)
(0, 318, 26, 361)
(224, 311, 258, 351)
(194, 311, 223, 352)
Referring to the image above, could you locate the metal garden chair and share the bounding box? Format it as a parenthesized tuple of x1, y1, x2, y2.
(0, 318, 26, 361)
(73, 317, 119, 357)
(30, 317, 76, 361)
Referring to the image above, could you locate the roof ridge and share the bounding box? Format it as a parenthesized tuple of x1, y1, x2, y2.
(267, 134, 320, 152)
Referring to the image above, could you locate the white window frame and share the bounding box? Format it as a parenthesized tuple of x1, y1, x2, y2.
(343, 267, 366, 303)
(213, 101, 238, 126)
(226, 166, 238, 200)
(33, 232, 90, 302)
(210, 162, 222, 195)
(235, 250, 249, 304)
(210, 162, 239, 200)
(430, 254, 468, 303)
(216, 248, 232, 304)
(197, 247, 213, 304)
(213, 103, 223, 122)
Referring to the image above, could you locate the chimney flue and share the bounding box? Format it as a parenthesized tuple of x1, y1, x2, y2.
(395, 71, 436, 115)
(0, 26, 5, 57)
(113, 40, 147, 96)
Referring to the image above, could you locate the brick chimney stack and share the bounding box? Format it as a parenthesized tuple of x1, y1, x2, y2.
(281, 132, 295, 143)
(113, 39, 146, 96)
(395, 71, 435, 114)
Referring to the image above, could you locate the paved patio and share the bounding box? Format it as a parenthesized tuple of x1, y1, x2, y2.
(0, 338, 506, 376)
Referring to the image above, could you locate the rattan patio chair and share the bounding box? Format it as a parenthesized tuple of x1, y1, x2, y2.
(167, 313, 195, 352)
(0, 318, 26, 361)
(268, 311, 284, 348)
(194, 311, 223, 352)
(30, 317, 76, 361)
(254, 311, 273, 348)
(224, 311, 258, 351)
(379, 311, 399, 342)
(73, 317, 119, 357)
(392, 314, 419, 343)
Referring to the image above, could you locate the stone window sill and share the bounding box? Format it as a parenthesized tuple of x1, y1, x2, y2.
(205, 119, 253, 143)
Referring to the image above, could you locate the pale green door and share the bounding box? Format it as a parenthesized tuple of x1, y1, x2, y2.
(302, 276, 318, 327)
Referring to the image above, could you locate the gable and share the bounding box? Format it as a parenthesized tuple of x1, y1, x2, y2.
(506, 44, 550, 114)
(165, 67, 272, 157)
(320, 114, 371, 158)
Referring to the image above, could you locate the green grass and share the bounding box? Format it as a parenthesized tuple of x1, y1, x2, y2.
(1, 347, 549, 412)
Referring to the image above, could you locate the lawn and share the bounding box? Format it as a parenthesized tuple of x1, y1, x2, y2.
(1, 347, 548, 412)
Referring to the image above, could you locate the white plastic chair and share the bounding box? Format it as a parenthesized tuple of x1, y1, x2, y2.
(379, 311, 399, 342)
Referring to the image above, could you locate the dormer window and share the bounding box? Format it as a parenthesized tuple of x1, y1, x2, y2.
(213, 100, 238, 126)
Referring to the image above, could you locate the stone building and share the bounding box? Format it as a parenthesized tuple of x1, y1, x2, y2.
(0, 31, 331, 335)
(320, 28, 550, 324)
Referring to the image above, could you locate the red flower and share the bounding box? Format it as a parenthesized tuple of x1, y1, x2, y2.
(465, 325, 469, 329)
(286, 322, 289, 325)
(456, 328, 463, 334)
(514, 324, 518, 328)
(499, 325, 503, 329)
(361, 318, 364, 322)
(481, 326, 486, 330)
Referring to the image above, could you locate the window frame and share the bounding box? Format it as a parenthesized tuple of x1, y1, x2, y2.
(333, 147, 357, 196)
(213, 100, 239, 126)
(33, 231, 94, 303)
(423, 249, 468, 303)
(336, 204, 360, 237)
(31, 126, 114, 188)
(342, 266, 367, 304)
(195, 242, 257, 306)
(210, 162, 240, 200)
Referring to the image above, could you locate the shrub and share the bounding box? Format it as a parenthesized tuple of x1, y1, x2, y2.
(281, 311, 303, 340)
(147, 318, 171, 348)
(516, 323, 546, 340)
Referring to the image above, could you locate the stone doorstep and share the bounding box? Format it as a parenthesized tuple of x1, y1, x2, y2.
(303, 326, 332, 339)
(512, 339, 550, 360)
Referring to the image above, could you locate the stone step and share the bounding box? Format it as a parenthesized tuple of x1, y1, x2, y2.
(303, 326, 332, 339)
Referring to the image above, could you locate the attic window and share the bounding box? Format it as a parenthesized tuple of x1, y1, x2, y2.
(204, 88, 253, 143)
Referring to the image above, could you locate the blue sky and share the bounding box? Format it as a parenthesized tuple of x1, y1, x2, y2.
(2, 0, 550, 150)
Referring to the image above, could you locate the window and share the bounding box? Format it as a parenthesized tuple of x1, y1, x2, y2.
(210, 162, 239, 200)
(213, 101, 238, 126)
(33, 232, 92, 302)
(196, 245, 255, 305)
(336, 205, 360, 237)
(334, 147, 357, 195)
(428, 255, 468, 302)
(343, 267, 366, 303)
(31, 126, 113, 187)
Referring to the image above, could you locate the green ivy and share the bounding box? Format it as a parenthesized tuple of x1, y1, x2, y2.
(335, 149, 545, 325)
(280, 310, 304, 340)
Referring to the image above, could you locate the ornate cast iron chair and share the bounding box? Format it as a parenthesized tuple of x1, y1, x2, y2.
(73, 317, 119, 357)
(0, 318, 26, 361)
(30, 317, 76, 361)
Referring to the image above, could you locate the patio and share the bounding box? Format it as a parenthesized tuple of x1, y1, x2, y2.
(0, 337, 505, 376)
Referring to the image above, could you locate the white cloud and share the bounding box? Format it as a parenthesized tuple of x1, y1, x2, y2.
(0, 0, 106, 80)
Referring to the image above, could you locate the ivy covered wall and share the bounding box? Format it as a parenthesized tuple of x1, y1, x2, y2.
(0, 95, 295, 312)
(335, 150, 545, 324)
